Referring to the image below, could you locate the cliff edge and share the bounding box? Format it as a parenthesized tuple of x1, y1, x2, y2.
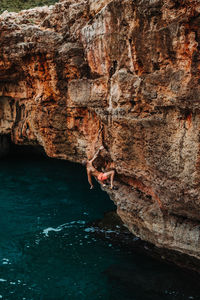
(1, 0, 200, 261)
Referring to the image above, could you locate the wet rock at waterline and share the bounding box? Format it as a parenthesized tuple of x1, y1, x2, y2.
(1, 0, 200, 265)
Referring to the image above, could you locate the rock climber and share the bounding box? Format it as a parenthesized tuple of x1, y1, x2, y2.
(83, 146, 115, 190)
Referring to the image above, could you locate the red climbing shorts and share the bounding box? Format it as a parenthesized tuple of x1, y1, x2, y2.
(98, 172, 108, 182)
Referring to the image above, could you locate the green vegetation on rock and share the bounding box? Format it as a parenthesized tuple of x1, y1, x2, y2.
(0, 0, 58, 14)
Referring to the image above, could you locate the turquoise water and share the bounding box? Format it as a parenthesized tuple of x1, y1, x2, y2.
(0, 155, 200, 300)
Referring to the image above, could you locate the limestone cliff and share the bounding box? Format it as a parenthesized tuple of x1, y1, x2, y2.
(1, 0, 200, 261)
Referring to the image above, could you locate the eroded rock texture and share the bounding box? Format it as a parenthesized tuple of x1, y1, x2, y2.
(1, 0, 200, 260)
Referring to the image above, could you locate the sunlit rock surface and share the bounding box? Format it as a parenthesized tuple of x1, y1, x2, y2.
(1, 0, 200, 261)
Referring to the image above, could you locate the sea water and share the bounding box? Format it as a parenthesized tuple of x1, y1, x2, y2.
(0, 155, 200, 300)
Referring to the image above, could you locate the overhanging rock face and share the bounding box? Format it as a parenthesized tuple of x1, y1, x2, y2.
(1, 0, 200, 260)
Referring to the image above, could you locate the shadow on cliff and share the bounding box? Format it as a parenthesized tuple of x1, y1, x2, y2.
(0, 134, 46, 159)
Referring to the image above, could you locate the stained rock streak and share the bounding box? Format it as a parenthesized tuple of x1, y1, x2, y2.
(1, 0, 200, 262)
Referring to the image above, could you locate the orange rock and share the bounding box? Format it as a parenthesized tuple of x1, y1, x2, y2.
(1, 0, 200, 263)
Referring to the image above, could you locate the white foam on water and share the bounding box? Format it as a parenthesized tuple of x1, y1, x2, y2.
(2, 258, 9, 264)
(35, 238, 41, 245)
(105, 230, 116, 233)
(84, 227, 96, 233)
(77, 221, 86, 225)
(84, 227, 119, 234)
(43, 220, 86, 237)
(2, 258, 11, 265)
(0, 295, 2, 298)
(43, 227, 63, 237)
(0, 279, 7, 282)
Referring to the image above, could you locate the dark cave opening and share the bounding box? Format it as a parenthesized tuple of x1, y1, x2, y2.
(0, 134, 46, 159)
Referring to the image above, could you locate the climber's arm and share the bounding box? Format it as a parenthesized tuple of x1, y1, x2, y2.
(89, 146, 104, 164)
